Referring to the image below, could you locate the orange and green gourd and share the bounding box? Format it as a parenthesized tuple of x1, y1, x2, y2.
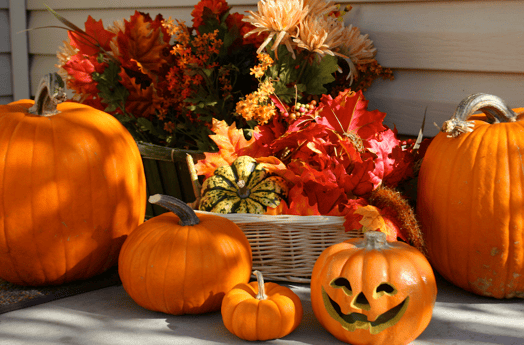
(199, 155, 288, 214)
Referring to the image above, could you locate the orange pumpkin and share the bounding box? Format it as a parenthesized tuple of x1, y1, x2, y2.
(310, 231, 437, 345)
(221, 270, 303, 341)
(0, 73, 146, 286)
(118, 194, 252, 315)
(417, 93, 524, 298)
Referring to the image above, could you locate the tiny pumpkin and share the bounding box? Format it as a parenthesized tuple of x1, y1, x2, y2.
(118, 194, 252, 315)
(310, 231, 437, 345)
(417, 93, 524, 298)
(221, 270, 303, 341)
(0, 73, 146, 286)
(199, 156, 288, 214)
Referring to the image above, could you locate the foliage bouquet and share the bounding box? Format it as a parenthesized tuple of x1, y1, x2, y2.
(53, 0, 427, 245)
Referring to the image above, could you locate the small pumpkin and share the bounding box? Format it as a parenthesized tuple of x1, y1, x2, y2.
(0, 73, 146, 286)
(118, 194, 252, 315)
(221, 270, 303, 341)
(417, 93, 524, 298)
(199, 156, 288, 214)
(310, 231, 437, 345)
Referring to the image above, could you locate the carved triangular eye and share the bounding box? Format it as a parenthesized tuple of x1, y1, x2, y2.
(374, 283, 397, 298)
(330, 277, 352, 296)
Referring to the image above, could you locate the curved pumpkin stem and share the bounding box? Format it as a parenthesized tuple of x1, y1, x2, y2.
(28, 73, 67, 116)
(149, 194, 200, 226)
(253, 270, 268, 300)
(441, 93, 517, 138)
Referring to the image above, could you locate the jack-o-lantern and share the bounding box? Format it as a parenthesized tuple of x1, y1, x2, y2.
(310, 231, 437, 345)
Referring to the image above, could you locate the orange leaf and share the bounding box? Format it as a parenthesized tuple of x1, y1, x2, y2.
(195, 119, 255, 178)
(116, 11, 170, 79)
(353, 205, 398, 241)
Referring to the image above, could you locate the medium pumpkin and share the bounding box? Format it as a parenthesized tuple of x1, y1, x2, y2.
(199, 156, 288, 214)
(118, 194, 252, 315)
(417, 93, 524, 298)
(0, 73, 146, 286)
(310, 231, 437, 345)
(221, 270, 303, 341)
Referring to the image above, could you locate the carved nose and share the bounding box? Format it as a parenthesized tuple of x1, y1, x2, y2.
(351, 292, 371, 311)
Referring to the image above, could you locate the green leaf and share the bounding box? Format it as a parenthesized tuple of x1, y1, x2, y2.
(301, 55, 339, 95)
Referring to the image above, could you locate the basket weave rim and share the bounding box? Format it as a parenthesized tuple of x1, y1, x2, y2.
(194, 210, 345, 225)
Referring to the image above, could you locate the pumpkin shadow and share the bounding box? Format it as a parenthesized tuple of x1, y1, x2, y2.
(163, 281, 345, 344)
(416, 273, 524, 344)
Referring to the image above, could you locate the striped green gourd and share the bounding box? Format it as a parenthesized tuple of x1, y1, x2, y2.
(199, 156, 288, 214)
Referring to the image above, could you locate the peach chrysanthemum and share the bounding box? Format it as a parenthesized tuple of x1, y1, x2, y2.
(303, 0, 338, 17)
(339, 25, 377, 84)
(293, 15, 347, 60)
(243, 0, 309, 59)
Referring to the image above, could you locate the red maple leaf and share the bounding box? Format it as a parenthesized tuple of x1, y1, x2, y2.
(69, 16, 116, 56)
(318, 89, 386, 140)
(62, 54, 105, 97)
(119, 71, 156, 119)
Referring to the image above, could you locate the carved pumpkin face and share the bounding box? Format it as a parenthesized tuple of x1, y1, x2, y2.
(311, 232, 437, 345)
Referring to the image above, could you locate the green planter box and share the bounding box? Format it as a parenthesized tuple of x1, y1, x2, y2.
(136, 142, 205, 219)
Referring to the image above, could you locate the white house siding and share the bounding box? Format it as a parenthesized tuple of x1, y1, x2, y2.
(0, 0, 12, 104)
(23, 0, 524, 137)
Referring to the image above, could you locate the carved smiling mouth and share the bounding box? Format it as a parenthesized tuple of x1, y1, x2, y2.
(321, 286, 409, 335)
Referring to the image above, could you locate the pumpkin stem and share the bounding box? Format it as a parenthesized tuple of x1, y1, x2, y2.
(236, 180, 250, 198)
(28, 73, 67, 116)
(253, 270, 268, 300)
(148, 194, 200, 226)
(440, 93, 517, 138)
(363, 231, 389, 250)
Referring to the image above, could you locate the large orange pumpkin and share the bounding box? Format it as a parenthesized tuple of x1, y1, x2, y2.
(310, 231, 437, 345)
(0, 73, 146, 286)
(417, 93, 524, 298)
(118, 194, 252, 315)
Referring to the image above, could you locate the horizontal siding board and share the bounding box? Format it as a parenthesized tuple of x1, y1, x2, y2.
(366, 70, 524, 137)
(28, 0, 508, 10)
(0, 0, 7, 9)
(346, 1, 524, 73)
(28, 0, 258, 10)
(0, 53, 12, 96)
(0, 10, 10, 53)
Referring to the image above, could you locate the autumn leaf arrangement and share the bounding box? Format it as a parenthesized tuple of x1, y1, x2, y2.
(52, 0, 391, 152)
(51, 0, 427, 245)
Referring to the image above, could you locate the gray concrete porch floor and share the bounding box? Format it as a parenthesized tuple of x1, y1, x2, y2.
(0, 274, 523, 345)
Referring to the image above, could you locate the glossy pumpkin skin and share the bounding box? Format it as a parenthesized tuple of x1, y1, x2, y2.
(221, 270, 303, 341)
(199, 156, 288, 214)
(310, 232, 437, 345)
(417, 98, 524, 298)
(118, 195, 252, 315)
(0, 99, 146, 286)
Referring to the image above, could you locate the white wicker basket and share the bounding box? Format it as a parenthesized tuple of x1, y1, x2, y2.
(196, 211, 363, 283)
